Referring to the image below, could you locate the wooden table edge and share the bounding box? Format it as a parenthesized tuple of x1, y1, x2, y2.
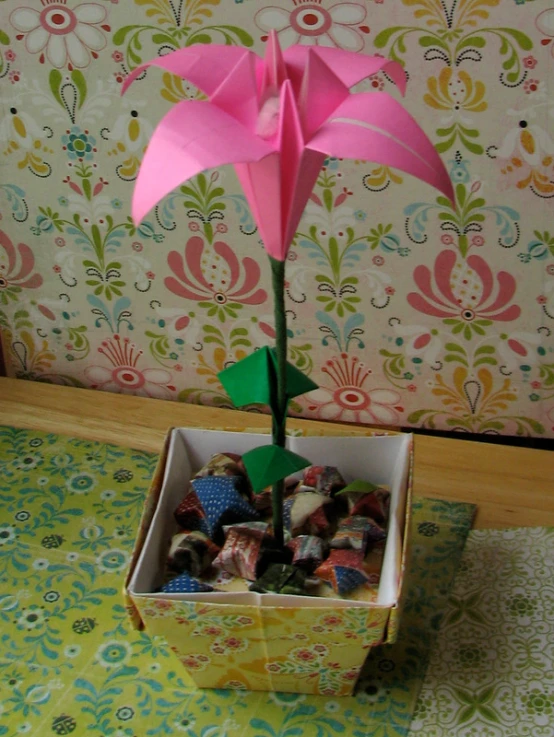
(1, 377, 553, 529)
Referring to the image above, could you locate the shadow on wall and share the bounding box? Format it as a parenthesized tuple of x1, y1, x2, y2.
(0, 334, 5, 378)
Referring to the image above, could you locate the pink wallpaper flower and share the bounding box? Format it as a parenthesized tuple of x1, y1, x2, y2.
(165, 237, 268, 318)
(84, 335, 175, 399)
(0, 230, 43, 304)
(536, 10, 554, 60)
(10, 1, 109, 69)
(407, 250, 521, 324)
(255, 0, 369, 51)
(307, 354, 402, 425)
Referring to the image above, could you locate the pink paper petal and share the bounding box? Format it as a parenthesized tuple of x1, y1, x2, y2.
(235, 153, 283, 261)
(122, 45, 258, 98)
(284, 46, 406, 95)
(261, 30, 288, 99)
(278, 79, 305, 249)
(308, 93, 454, 202)
(210, 51, 259, 131)
(132, 101, 273, 223)
(299, 49, 349, 140)
(242, 78, 327, 260)
(282, 148, 326, 255)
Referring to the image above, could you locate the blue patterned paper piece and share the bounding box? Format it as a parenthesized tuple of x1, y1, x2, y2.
(192, 476, 259, 539)
(161, 572, 214, 593)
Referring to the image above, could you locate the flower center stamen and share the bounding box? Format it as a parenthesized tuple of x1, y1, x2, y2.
(256, 96, 281, 140)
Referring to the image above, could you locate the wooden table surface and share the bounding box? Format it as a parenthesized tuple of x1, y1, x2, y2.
(1, 377, 553, 529)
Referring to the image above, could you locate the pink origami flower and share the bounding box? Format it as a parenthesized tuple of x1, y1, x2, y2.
(123, 33, 453, 261)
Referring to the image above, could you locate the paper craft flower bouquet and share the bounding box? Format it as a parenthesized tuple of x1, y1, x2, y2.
(123, 33, 453, 554)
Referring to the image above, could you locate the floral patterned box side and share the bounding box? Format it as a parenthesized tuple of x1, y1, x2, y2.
(125, 428, 412, 695)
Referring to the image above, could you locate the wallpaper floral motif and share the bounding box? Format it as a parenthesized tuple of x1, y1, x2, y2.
(1, 0, 553, 438)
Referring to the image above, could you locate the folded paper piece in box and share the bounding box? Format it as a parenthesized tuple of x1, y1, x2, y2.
(125, 428, 413, 696)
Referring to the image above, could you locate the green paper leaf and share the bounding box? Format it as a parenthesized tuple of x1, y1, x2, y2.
(242, 445, 311, 492)
(270, 348, 319, 400)
(218, 347, 274, 407)
(218, 347, 318, 409)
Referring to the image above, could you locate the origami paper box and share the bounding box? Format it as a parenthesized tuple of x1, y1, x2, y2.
(125, 427, 412, 696)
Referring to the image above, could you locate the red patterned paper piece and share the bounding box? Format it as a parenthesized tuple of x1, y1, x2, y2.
(220, 452, 241, 462)
(286, 535, 326, 572)
(316, 548, 364, 575)
(350, 489, 390, 525)
(331, 515, 373, 553)
(252, 488, 272, 513)
(283, 492, 331, 536)
(194, 452, 242, 479)
(213, 528, 264, 581)
(222, 521, 270, 539)
(167, 530, 220, 577)
(314, 548, 370, 596)
(174, 488, 205, 528)
(305, 505, 333, 537)
(363, 546, 384, 585)
(303, 466, 346, 496)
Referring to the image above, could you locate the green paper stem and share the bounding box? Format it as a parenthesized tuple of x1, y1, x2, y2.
(270, 256, 287, 549)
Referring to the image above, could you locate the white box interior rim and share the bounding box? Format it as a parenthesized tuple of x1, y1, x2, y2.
(128, 429, 411, 609)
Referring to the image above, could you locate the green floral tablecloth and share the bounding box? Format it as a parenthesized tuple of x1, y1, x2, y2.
(411, 526, 554, 737)
(0, 426, 475, 737)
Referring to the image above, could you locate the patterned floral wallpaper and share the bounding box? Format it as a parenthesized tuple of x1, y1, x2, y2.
(1, 0, 553, 439)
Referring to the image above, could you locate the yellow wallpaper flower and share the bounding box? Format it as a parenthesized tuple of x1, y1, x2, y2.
(424, 68, 487, 119)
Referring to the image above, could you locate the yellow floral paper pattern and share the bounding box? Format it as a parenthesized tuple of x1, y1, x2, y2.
(133, 598, 391, 695)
